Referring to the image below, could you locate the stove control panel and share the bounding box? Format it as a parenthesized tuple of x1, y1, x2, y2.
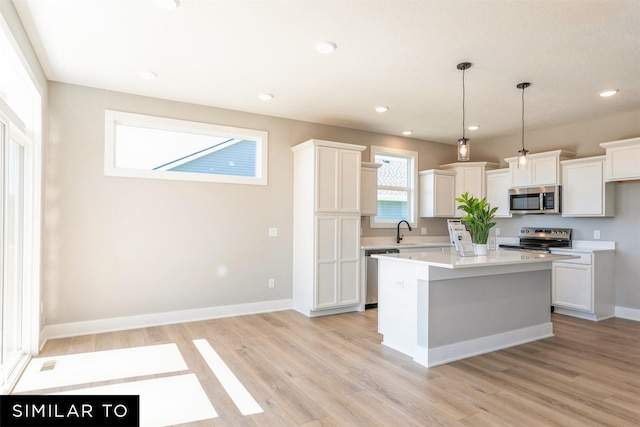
(518, 227, 572, 240)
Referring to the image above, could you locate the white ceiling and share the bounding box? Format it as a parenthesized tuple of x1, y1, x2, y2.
(12, 0, 640, 145)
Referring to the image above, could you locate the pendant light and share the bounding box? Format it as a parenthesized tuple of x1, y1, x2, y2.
(516, 82, 531, 169)
(457, 62, 472, 161)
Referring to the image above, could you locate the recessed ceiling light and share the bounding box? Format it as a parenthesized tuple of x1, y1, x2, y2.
(402, 130, 413, 136)
(599, 89, 619, 97)
(257, 93, 273, 101)
(468, 125, 480, 131)
(315, 41, 337, 54)
(154, 0, 180, 10)
(375, 106, 389, 113)
(138, 70, 157, 80)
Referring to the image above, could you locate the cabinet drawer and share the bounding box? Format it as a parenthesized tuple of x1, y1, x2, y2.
(551, 251, 592, 265)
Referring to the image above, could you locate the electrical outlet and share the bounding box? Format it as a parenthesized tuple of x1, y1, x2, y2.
(268, 227, 278, 237)
(421, 227, 427, 235)
(594, 230, 601, 240)
(268, 279, 275, 288)
(495, 228, 501, 236)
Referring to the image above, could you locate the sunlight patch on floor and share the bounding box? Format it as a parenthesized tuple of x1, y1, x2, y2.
(54, 374, 217, 426)
(14, 343, 187, 392)
(193, 339, 263, 415)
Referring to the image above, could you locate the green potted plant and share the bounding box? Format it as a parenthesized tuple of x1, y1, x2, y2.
(455, 192, 498, 255)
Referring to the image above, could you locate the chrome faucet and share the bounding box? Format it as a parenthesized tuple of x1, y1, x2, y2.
(396, 220, 412, 244)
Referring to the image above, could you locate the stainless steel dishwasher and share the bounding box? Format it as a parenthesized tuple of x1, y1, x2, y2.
(365, 248, 400, 308)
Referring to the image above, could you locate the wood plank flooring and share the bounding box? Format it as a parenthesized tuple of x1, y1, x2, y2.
(16, 311, 640, 426)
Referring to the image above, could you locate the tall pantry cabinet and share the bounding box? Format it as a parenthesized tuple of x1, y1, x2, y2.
(292, 139, 366, 317)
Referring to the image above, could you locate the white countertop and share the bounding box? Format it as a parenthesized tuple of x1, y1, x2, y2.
(372, 247, 578, 269)
(550, 240, 616, 253)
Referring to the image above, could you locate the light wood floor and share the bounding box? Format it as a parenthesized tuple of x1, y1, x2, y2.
(17, 310, 640, 426)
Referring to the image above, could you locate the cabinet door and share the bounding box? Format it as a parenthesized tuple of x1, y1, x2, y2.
(510, 162, 531, 187)
(434, 173, 456, 217)
(315, 216, 338, 308)
(604, 143, 640, 181)
(459, 167, 484, 199)
(340, 150, 361, 213)
(485, 170, 511, 217)
(338, 216, 360, 305)
(562, 161, 603, 216)
(315, 215, 360, 309)
(454, 167, 484, 217)
(316, 146, 339, 212)
(360, 165, 378, 216)
(316, 147, 361, 213)
(531, 156, 558, 185)
(552, 263, 593, 312)
(420, 171, 455, 217)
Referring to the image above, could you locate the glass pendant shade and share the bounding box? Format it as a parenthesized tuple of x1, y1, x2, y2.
(517, 148, 529, 169)
(458, 138, 470, 161)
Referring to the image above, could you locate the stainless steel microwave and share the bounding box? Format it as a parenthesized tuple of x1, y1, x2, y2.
(509, 185, 561, 214)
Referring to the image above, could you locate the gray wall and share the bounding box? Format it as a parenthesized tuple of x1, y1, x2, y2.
(44, 82, 455, 325)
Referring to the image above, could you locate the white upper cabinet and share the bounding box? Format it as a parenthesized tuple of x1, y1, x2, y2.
(440, 162, 499, 216)
(485, 169, 512, 218)
(505, 150, 575, 187)
(361, 162, 381, 216)
(600, 137, 640, 182)
(419, 169, 456, 217)
(315, 143, 362, 213)
(561, 156, 615, 217)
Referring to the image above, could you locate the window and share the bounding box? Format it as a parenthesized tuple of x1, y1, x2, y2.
(369, 146, 418, 228)
(0, 17, 42, 392)
(104, 110, 268, 185)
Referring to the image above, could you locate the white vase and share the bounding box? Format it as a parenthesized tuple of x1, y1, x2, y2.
(473, 243, 488, 256)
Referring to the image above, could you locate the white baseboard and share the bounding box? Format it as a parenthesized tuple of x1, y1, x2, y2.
(414, 322, 554, 368)
(615, 306, 640, 322)
(40, 299, 293, 346)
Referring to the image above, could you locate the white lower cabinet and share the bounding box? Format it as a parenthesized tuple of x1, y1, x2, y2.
(552, 262, 593, 312)
(551, 250, 615, 321)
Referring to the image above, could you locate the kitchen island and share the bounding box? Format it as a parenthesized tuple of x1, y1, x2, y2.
(373, 248, 577, 368)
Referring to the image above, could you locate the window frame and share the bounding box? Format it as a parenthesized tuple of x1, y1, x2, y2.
(104, 110, 268, 185)
(369, 145, 418, 229)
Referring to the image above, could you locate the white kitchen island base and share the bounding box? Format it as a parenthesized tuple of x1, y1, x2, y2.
(376, 249, 575, 368)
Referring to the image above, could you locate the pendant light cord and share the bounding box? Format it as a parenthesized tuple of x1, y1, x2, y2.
(462, 68, 466, 140)
(521, 85, 525, 151)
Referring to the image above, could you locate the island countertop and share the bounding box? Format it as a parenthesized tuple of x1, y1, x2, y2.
(372, 247, 578, 269)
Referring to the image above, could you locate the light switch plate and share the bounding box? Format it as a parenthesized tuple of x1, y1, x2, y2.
(268, 227, 278, 237)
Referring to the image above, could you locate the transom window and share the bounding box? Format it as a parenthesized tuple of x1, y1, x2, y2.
(370, 146, 418, 228)
(104, 110, 268, 185)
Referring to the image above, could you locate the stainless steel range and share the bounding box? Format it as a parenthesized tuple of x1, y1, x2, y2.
(499, 227, 572, 253)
